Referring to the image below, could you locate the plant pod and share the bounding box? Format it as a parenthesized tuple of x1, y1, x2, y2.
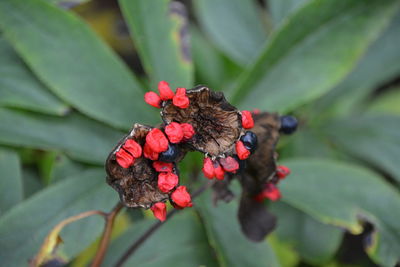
(106, 124, 169, 208)
(162, 86, 243, 157)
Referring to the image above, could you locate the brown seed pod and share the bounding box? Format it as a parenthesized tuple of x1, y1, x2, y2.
(106, 124, 172, 209)
(161, 86, 243, 157)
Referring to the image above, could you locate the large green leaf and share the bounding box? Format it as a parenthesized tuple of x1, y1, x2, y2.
(103, 211, 218, 267)
(270, 202, 343, 265)
(0, 169, 118, 266)
(313, 11, 400, 117)
(367, 87, 400, 115)
(0, 108, 123, 165)
(322, 115, 400, 185)
(0, 38, 68, 116)
(0, 0, 156, 129)
(231, 0, 400, 112)
(280, 159, 400, 267)
(120, 0, 193, 88)
(194, 0, 267, 65)
(196, 188, 280, 267)
(0, 149, 23, 215)
(268, 0, 309, 26)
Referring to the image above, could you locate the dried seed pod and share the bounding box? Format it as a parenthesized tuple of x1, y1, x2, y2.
(161, 86, 243, 157)
(106, 124, 171, 208)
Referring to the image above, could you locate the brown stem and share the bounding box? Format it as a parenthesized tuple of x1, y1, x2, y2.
(114, 181, 214, 267)
(91, 202, 124, 267)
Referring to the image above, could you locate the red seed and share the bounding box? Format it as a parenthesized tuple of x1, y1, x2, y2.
(180, 123, 195, 140)
(171, 186, 193, 208)
(146, 128, 169, 153)
(235, 141, 250, 160)
(158, 172, 179, 193)
(219, 156, 239, 173)
(151, 202, 167, 222)
(144, 91, 161, 108)
(158, 81, 175, 100)
(122, 139, 142, 158)
(263, 183, 281, 201)
(143, 143, 159, 160)
(276, 165, 291, 179)
(241, 110, 254, 129)
(165, 122, 184, 143)
(153, 161, 174, 173)
(116, 149, 135, 168)
(173, 88, 189, 108)
(213, 162, 225, 180)
(202, 157, 215, 179)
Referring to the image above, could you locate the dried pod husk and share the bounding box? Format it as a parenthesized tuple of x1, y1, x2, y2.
(240, 112, 281, 196)
(106, 124, 178, 209)
(161, 86, 243, 157)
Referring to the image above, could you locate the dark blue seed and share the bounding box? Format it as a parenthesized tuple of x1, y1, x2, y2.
(158, 143, 180, 162)
(240, 131, 258, 153)
(280, 115, 298, 134)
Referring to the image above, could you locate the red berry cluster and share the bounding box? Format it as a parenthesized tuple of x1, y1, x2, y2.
(107, 82, 294, 223)
(254, 165, 291, 202)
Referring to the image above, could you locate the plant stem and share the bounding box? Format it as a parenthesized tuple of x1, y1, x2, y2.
(91, 202, 124, 267)
(114, 181, 214, 267)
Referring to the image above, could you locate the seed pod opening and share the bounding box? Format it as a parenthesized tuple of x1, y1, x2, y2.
(161, 86, 242, 157)
(106, 124, 169, 208)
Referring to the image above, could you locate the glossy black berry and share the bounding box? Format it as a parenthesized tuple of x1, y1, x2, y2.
(240, 131, 258, 153)
(158, 143, 180, 162)
(280, 115, 298, 134)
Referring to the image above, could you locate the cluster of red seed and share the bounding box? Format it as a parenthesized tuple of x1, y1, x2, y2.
(201, 110, 255, 180)
(114, 81, 197, 221)
(144, 81, 189, 109)
(254, 165, 291, 202)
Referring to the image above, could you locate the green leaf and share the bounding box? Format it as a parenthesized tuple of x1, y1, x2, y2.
(322, 115, 400, 185)
(367, 87, 400, 115)
(103, 211, 218, 267)
(22, 168, 44, 199)
(270, 202, 343, 265)
(119, 0, 193, 88)
(194, 0, 267, 65)
(268, 0, 310, 26)
(0, 108, 123, 165)
(0, 149, 23, 215)
(0, 169, 118, 266)
(196, 188, 280, 267)
(0, 38, 68, 116)
(313, 11, 400, 117)
(0, 0, 156, 129)
(231, 0, 400, 112)
(280, 159, 400, 266)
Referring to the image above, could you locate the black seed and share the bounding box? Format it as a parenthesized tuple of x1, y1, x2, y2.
(240, 131, 258, 153)
(158, 144, 180, 162)
(280, 115, 298, 134)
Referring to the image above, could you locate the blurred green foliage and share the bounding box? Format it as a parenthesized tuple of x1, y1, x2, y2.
(0, 0, 399, 266)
